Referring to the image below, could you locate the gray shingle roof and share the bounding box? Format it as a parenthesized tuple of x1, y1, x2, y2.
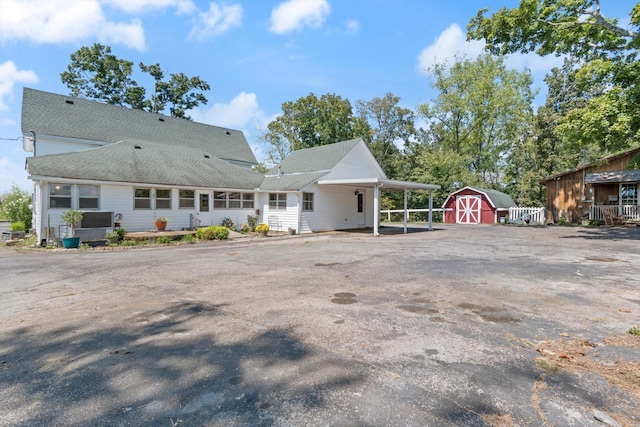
(586, 171, 640, 183)
(21, 88, 257, 165)
(260, 172, 329, 191)
(27, 140, 263, 189)
(467, 187, 516, 209)
(267, 139, 361, 174)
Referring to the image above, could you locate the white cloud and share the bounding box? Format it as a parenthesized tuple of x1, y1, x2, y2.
(346, 19, 360, 34)
(188, 3, 243, 40)
(416, 23, 485, 73)
(0, 0, 146, 50)
(104, 0, 196, 15)
(190, 92, 272, 133)
(269, 0, 330, 34)
(0, 61, 39, 111)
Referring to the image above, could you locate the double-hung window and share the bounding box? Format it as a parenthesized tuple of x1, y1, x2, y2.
(49, 184, 72, 208)
(302, 192, 314, 211)
(78, 185, 99, 209)
(242, 193, 254, 209)
(134, 188, 151, 209)
(213, 192, 254, 208)
(179, 189, 195, 208)
(156, 189, 172, 209)
(269, 193, 287, 210)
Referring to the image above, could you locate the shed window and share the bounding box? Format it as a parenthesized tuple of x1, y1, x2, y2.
(621, 183, 638, 206)
(269, 193, 287, 210)
(49, 184, 72, 208)
(156, 189, 171, 209)
(78, 185, 100, 209)
(179, 189, 195, 208)
(302, 192, 314, 211)
(134, 188, 151, 209)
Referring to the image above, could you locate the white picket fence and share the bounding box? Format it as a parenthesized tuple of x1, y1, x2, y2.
(508, 207, 546, 225)
(590, 205, 640, 221)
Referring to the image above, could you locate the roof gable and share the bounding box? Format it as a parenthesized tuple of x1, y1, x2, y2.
(442, 186, 516, 209)
(21, 88, 257, 165)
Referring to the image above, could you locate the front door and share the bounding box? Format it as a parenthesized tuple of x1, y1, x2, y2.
(198, 192, 211, 226)
(356, 191, 365, 227)
(456, 196, 481, 224)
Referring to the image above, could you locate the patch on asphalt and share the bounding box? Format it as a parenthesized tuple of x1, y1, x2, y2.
(331, 292, 357, 304)
(315, 262, 341, 267)
(397, 305, 438, 315)
(457, 303, 520, 323)
(585, 256, 621, 263)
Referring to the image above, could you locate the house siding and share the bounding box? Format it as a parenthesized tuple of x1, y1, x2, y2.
(321, 143, 385, 181)
(35, 135, 106, 156)
(299, 185, 373, 233)
(259, 192, 298, 232)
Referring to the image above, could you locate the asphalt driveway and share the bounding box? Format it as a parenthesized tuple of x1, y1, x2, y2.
(1, 224, 639, 426)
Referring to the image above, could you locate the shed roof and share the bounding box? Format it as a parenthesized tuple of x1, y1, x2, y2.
(585, 170, 640, 184)
(27, 140, 263, 189)
(443, 186, 516, 209)
(21, 88, 257, 166)
(540, 146, 640, 182)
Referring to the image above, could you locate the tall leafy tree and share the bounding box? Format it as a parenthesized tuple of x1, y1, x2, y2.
(262, 93, 370, 164)
(355, 93, 416, 178)
(61, 43, 210, 119)
(467, 0, 639, 152)
(417, 54, 536, 188)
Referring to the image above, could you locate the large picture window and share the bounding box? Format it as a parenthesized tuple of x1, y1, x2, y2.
(179, 189, 195, 208)
(213, 191, 254, 208)
(156, 189, 172, 209)
(49, 184, 72, 208)
(302, 192, 314, 211)
(134, 188, 151, 209)
(269, 193, 287, 210)
(78, 185, 99, 209)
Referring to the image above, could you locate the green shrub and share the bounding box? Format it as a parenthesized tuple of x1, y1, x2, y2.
(0, 186, 32, 230)
(181, 234, 196, 243)
(116, 227, 127, 241)
(157, 236, 173, 244)
(121, 240, 136, 246)
(196, 226, 229, 240)
(10, 221, 26, 231)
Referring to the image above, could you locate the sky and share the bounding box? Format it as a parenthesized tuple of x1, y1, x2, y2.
(0, 0, 635, 194)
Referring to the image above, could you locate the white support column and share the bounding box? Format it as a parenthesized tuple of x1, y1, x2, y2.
(428, 190, 434, 231)
(403, 188, 408, 233)
(373, 184, 380, 236)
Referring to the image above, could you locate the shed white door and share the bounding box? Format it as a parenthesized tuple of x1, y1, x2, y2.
(456, 195, 481, 224)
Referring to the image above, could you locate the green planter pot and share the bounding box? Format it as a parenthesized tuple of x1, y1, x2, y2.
(61, 237, 81, 249)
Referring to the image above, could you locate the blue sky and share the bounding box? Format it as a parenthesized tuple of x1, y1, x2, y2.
(0, 0, 635, 193)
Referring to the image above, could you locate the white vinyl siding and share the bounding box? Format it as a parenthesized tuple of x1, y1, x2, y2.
(321, 142, 385, 181)
(299, 185, 373, 233)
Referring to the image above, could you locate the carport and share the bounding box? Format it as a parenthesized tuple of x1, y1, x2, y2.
(317, 178, 441, 236)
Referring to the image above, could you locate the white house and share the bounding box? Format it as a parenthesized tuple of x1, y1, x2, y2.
(22, 88, 439, 244)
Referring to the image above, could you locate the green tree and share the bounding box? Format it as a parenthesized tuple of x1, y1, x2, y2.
(262, 93, 371, 163)
(61, 43, 210, 119)
(0, 186, 32, 230)
(417, 54, 536, 188)
(467, 0, 639, 152)
(355, 93, 416, 178)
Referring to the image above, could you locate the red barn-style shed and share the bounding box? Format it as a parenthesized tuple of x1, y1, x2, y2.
(443, 187, 516, 224)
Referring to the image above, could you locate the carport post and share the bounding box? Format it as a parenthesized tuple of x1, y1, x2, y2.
(373, 184, 380, 236)
(403, 188, 408, 233)
(428, 189, 434, 230)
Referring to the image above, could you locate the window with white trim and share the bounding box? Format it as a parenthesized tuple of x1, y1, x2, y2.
(302, 192, 314, 211)
(49, 184, 72, 208)
(134, 188, 151, 209)
(179, 189, 195, 208)
(78, 185, 99, 209)
(156, 189, 172, 209)
(213, 191, 254, 208)
(269, 193, 287, 210)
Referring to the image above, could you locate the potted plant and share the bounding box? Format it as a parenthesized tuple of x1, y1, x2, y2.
(105, 230, 119, 244)
(255, 223, 269, 236)
(61, 210, 84, 248)
(155, 217, 168, 231)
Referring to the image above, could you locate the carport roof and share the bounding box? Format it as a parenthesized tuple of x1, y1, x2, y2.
(317, 178, 440, 191)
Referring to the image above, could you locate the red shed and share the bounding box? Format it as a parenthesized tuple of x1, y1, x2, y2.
(443, 186, 516, 224)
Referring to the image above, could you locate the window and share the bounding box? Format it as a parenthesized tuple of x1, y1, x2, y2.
(242, 193, 254, 209)
(79, 185, 99, 209)
(228, 192, 241, 208)
(269, 193, 287, 210)
(213, 191, 254, 208)
(156, 189, 171, 209)
(302, 192, 314, 211)
(134, 188, 151, 209)
(49, 184, 71, 208)
(621, 183, 638, 206)
(179, 189, 195, 208)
